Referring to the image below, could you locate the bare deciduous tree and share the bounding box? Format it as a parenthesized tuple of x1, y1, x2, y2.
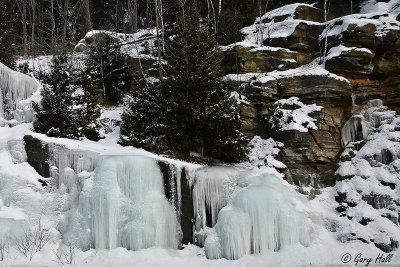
(15, 219, 50, 261)
(0, 238, 8, 261)
(54, 240, 76, 265)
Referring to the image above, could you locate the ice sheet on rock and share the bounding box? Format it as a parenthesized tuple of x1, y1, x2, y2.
(192, 167, 240, 233)
(0, 62, 39, 123)
(64, 155, 179, 251)
(205, 173, 311, 260)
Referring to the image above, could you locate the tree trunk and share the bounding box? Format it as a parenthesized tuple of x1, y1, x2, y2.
(51, 0, 56, 51)
(155, 0, 163, 78)
(62, 0, 68, 48)
(30, 0, 36, 54)
(82, 0, 92, 33)
(21, 0, 28, 55)
(115, 0, 119, 33)
(128, 0, 138, 33)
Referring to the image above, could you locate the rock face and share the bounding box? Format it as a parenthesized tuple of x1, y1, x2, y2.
(325, 48, 375, 76)
(220, 2, 400, 189)
(24, 135, 50, 177)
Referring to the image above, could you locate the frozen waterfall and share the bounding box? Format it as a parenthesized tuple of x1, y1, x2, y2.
(201, 172, 311, 260)
(56, 147, 311, 259)
(64, 155, 179, 251)
(0, 62, 39, 123)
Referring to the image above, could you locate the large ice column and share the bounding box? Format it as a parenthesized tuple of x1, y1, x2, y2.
(0, 62, 39, 122)
(66, 155, 179, 251)
(192, 167, 240, 234)
(204, 173, 311, 260)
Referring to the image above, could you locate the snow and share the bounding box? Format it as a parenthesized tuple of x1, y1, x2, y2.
(76, 29, 158, 60)
(320, 10, 400, 40)
(223, 57, 350, 87)
(243, 136, 286, 170)
(325, 45, 374, 61)
(270, 97, 323, 132)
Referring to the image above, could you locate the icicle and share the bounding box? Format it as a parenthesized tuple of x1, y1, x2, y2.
(192, 167, 239, 232)
(351, 93, 356, 106)
(64, 155, 179, 251)
(0, 62, 39, 122)
(205, 173, 311, 260)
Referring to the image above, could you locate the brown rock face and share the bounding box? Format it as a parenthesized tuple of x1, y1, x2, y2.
(266, 22, 324, 52)
(24, 135, 50, 178)
(293, 5, 324, 23)
(222, 46, 316, 74)
(325, 48, 375, 77)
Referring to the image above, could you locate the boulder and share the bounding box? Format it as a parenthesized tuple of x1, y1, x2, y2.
(293, 5, 324, 23)
(265, 22, 324, 52)
(24, 135, 50, 178)
(325, 48, 375, 77)
(329, 24, 400, 55)
(74, 31, 120, 52)
(222, 46, 315, 74)
(277, 75, 353, 100)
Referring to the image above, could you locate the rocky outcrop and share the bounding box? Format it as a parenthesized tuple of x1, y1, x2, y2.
(158, 161, 194, 246)
(326, 48, 375, 77)
(219, 1, 400, 190)
(24, 135, 50, 178)
(266, 22, 324, 52)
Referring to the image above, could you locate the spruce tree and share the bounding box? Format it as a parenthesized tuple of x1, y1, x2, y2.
(120, 18, 247, 162)
(34, 53, 101, 140)
(0, 0, 15, 68)
(33, 53, 77, 138)
(84, 33, 130, 103)
(119, 78, 167, 151)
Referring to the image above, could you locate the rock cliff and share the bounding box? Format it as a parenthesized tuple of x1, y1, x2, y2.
(221, 1, 400, 189)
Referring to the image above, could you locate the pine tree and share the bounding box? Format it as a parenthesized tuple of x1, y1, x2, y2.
(33, 53, 77, 138)
(76, 70, 102, 141)
(0, 0, 16, 68)
(33, 53, 101, 140)
(120, 17, 247, 162)
(162, 23, 247, 161)
(84, 33, 130, 103)
(119, 78, 167, 151)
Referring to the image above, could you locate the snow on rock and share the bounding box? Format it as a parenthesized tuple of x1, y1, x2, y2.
(0, 62, 40, 124)
(269, 97, 323, 132)
(325, 45, 374, 61)
(223, 57, 350, 87)
(243, 136, 286, 170)
(334, 100, 400, 251)
(75, 29, 157, 60)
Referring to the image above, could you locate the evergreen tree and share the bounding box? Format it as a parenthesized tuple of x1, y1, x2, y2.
(76, 70, 102, 141)
(120, 19, 247, 162)
(33, 53, 101, 140)
(119, 78, 167, 151)
(84, 33, 130, 103)
(0, 0, 16, 68)
(33, 53, 77, 138)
